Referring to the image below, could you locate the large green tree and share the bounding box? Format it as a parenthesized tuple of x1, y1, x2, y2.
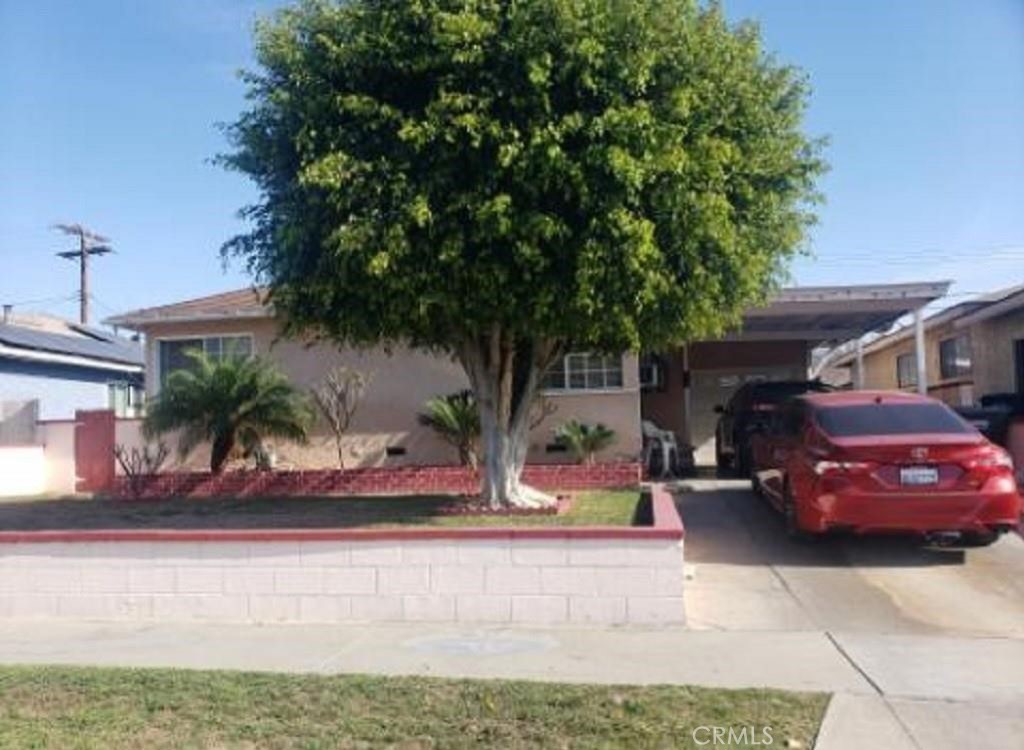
(220, 0, 825, 507)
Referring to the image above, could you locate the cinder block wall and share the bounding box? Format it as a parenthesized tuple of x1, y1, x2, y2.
(0, 535, 684, 626)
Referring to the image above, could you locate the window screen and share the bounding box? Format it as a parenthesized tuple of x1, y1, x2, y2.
(159, 336, 253, 386)
(896, 354, 918, 389)
(541, 353, 623, 391)
(939, 335, 972, 380)
(815, 403, 974, 437)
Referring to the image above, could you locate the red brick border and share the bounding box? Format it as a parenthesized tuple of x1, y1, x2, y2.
(0, 485, 681, 544)
(111, 462, 642, 499)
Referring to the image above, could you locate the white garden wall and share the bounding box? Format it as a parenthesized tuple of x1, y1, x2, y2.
(0, 535, 683, 626)
(0, 490, 685, 627)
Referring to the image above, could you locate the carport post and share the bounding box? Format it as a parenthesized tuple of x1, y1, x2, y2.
(854, 338, 865, 389)
(914, 307, 928, 395)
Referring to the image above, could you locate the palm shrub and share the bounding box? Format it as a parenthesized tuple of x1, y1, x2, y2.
(554, 420, 616, 465)
(417, 390, 481, 469)
(143, 350, 313, 473)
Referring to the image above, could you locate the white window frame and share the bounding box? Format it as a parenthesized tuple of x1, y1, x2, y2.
(154, 333, 255, 391)
(541, 352, 625, 394)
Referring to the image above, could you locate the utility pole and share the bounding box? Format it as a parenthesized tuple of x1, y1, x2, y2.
(53, 223, 112, 325)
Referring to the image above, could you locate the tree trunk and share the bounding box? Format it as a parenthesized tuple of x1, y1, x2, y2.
(457, 330, 561, 509)
(335, 437, 346, 470)
(210, 432, 235, 474)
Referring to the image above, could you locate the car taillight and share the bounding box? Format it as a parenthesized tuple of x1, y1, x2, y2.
(813, 460, 874, 476)
(966, 450, 1015, 473)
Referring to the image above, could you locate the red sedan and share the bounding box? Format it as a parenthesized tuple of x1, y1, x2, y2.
(750, 391, 1021, 545)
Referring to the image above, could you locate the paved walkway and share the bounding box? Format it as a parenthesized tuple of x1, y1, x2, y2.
(0, 620, 1021, 749)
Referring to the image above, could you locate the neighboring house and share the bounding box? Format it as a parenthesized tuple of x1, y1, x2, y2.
(107, 281, 950, 469)
(830, 284, 1024, 407)
(0, 313, 144, 426)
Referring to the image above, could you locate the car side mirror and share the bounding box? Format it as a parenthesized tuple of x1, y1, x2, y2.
(714, 405, 725, 414)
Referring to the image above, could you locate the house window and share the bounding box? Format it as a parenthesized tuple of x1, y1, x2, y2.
(158, 335, 253, 386)
(108, 382, 145, 417)
(939, 335, 972, 380)
(896, 353, 918, 389)
(639, 354, 667, 391)
(542, 353, 624, 391)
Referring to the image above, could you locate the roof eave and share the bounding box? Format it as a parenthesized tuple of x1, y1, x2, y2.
(103, 310, 272, 330)
(954, 290, 1024, 328)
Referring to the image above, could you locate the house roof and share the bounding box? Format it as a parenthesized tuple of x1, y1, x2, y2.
(104, 287, 269, 328)
(954, 284, 1024, 328)
(828, 282, 1024, 367)
(106, 281, 950, 346)
(0, 320, 144, 371)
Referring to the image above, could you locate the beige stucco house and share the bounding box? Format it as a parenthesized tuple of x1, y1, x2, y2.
(108, 281, 951, 469)
(830, 284, 1024, 407)
(107, 289, 643, 469)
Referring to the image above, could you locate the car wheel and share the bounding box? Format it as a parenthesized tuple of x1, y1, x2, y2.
(751, 471, 764, 498)
(959, 530, 999, 548)
(783, 484, 815, 542)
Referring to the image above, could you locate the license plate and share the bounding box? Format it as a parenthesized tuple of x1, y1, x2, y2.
(900, 466, 938, 486)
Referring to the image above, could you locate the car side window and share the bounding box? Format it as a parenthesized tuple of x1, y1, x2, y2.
(779, 402, 805, 438)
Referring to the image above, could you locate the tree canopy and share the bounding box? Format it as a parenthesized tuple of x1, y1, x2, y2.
(220, 0, 825, 504)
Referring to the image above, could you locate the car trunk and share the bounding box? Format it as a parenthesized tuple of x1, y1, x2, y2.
(827, 434, 986, 491)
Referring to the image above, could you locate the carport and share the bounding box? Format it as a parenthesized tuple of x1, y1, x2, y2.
(640, 281, 950, 465)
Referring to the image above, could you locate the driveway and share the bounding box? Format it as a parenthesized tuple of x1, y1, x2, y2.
(674, 478, 1024, 637)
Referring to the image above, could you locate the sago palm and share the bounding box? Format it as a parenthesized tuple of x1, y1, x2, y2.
(417, 390, 481, 468)
(144, 350, 312, 473)
(554, 420, 616, 465)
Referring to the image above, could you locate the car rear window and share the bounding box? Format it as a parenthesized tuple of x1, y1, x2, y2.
(815, 403, 975, 437)
(749, 383, 831, 407)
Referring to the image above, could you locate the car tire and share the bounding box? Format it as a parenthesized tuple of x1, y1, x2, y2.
(959, 530, 999, 548)
(751, 471, 764, 498)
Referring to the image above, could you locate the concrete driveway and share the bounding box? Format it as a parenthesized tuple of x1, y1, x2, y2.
(674, 478, 1024, 637)
(674, 478, 1024, 749)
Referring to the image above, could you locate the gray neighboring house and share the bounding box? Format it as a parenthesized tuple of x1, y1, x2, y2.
(0, 314, 144, 428)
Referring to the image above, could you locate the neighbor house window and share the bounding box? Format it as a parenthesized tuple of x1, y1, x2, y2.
(542, 353, 623, 391)
(158, 335, 253, 386)
(896, 353, 918, 389)
(939, 335, 972, 380)
(108, 382, 145, 418)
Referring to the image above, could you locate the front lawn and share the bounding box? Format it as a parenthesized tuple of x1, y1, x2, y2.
(0, 665, 828, 749)
(0, 489, 640, 530)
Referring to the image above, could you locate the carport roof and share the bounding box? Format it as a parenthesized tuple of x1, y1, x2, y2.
(726, 281, 951, 344)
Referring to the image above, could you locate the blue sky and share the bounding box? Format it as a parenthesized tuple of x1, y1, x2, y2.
(1, 0, 1022, 325)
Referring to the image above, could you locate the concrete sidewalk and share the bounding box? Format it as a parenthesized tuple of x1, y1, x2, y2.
(0, 620, 1021, 748)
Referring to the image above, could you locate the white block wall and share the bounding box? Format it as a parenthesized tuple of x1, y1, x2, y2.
(0, 537, 684, 626)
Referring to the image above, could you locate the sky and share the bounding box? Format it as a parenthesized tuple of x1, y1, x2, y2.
(1, 0, 1022, 326)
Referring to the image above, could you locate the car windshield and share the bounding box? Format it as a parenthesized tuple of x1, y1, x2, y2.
(815, 403, 975, 437)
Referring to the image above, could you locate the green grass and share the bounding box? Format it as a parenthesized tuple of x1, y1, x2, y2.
(0, 490, 640, 530)
(0, 666, 828, 749)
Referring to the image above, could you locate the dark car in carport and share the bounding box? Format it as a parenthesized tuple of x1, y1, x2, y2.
(715, 379, 834, 475)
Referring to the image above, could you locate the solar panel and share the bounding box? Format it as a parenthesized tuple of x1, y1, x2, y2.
(0, 324, 143, 366)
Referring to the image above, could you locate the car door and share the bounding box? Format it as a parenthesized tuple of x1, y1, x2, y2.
(720, 386, 748, 456)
